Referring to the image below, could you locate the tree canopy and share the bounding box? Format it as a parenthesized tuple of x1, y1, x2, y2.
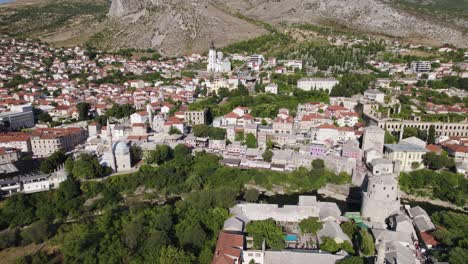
(246, 219, 285, 250)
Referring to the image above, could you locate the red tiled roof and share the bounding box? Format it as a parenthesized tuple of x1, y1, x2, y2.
(0, 133, 31, 142)
(420, 231, 438, 247)
(426, 144, 442, 153)
(318, 124, 337, 129)
(302, 113, 326, 121)
(327, 105, 348, 111)
(211, 231, 244, 264)
(225, 112, 239, 119)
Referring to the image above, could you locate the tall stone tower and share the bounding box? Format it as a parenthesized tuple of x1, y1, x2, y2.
(362, 125, 385, 153)
(361, 172, 400, 223)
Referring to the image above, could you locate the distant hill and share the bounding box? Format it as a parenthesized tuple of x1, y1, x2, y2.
(1, 0, 467, 55)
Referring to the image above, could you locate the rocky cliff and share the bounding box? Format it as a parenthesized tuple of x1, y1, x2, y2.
(105, 0, 266, 55)
(105, 0, 468, 55)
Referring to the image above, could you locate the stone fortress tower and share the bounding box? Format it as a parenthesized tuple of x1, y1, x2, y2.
(362, 125, 385, 153)
(361, 159, 401, 223)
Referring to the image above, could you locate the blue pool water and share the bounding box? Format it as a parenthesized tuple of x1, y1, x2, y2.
(285, 234, 298, 241)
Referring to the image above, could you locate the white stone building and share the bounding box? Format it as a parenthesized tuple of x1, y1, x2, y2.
(384, 144, 426, 171)
(297, 78, 339, 94)
(207, 42, 231, 72)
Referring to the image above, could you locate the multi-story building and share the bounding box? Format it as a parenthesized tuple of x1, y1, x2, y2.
(30, 127, 88, 157)
(184, 110, 207, 125)
(0, 147, 20, 164)
(273, 116, 294, 134)
(297, 78, 339, 94)
(0, 132, 31, 152)
(362, 125, 385, 153)
(363, 89, 385, 104)
(384, 144, 426, 171)
(368, 115, 468, 137)
(410, 61, 431, 72)
(265, 83, 278, 94)
(0, 104, 34, 131)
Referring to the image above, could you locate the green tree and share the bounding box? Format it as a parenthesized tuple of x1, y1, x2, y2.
(384, 131, 397, 144)
(146, 145, 173, 165)
(159, 246, 194, 264)
(20, 220, 53, 245)
(246, 219, 285, 250)
(72, 153, 107, 179)
(427, 125, 436, 144)
(312, 159, 325, 169)
(449, 247, 468, 264)
(60, 224, 100, 263)
(245, 133, 257, 148)
(262, 150, 273, 162)
(130, 145, 142, 165)
(0, 194, 36, 227)
(40, 149, 67, 173)
(76, 102, 91, 121)
(298, 217, 322, 235)
(320, 237, 340, 253)
(38, 112, 52, 123)
(174, 144, 192, 159)
(422, 152, 455, 170)
(169, 126, 182, 135)
(235, 131, 245, 142)
(64, 157, 75, 175)
(0, 229, 18, 250)
(337, 256, 364, 264)
(243, 189, 260, 202)
(358, 229, 375, 256)
(340, 222, 358, 239)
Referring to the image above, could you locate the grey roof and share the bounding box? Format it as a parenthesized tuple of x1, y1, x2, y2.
(413, 215, 435, 232)
(401, 136, 426, 148)
(382, 241, 418, 264)
(370, 158, 393, 167)
(384, 144, 427, 153)
(408, 206, 428, 218)
(372, 229, 413, 245)
(223, 216, 245, 232)
(263, 250, 345, 264)
(317, 221, 351, 244)
(365, 89, 384, 95)
(0, 177, 19, 186)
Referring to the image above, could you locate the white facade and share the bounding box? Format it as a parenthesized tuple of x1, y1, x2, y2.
(410, 61, 430, 72)
(364, 89, 385, 103)
(265, 83, 278, 94)
(384, 144, 426, 171)
(0, 104, 35, 130)
(207, 44, 231, 72)
(297, 78, 339, 94)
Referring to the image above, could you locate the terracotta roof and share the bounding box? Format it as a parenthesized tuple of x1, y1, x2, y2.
(0, 133, 30, 142)
(302, 113, 326, 121)
(420, 231, 438, 247)
(225, 112, 240, 119)
(318, 124, 337, 129)
(327, 105, 348, 111)
(211, 231, 244, 264)
(426, 144, 442, 153)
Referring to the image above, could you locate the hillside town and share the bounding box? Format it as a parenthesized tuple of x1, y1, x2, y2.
(0, 35, 467, 264)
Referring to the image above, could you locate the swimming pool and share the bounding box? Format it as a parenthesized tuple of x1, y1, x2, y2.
(285, 234, 298, 241)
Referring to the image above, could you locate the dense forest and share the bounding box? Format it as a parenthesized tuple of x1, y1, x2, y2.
(0, 145, 350, 263)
